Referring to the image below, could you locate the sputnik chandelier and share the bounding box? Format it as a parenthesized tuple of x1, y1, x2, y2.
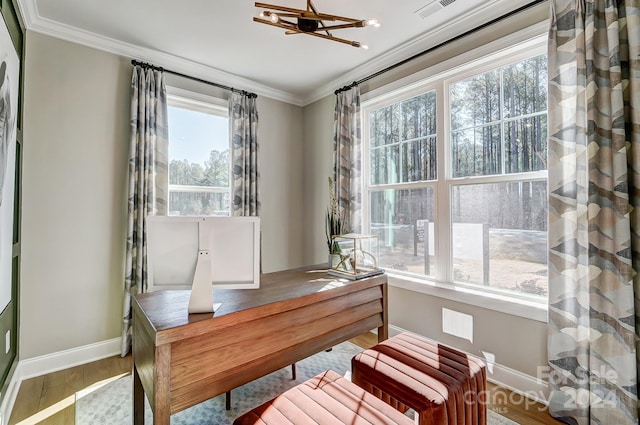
(253, 0, 380, 49)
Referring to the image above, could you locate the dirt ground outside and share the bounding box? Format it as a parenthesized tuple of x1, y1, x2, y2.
(377, 227, 548, 297)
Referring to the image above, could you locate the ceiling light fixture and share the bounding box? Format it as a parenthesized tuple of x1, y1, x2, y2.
(254, 1, 380, 49)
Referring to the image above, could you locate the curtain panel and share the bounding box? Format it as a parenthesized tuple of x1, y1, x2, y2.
(121, 66, 169, 356)
(333, 86, 362, 233)
(229, 92, 259, 217)
(547, 0, 640, 423)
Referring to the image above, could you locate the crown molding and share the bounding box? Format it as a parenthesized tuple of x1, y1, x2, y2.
(302, 0, 544, 106)
(16, 0, 303, 106)
(16, 0, 38, 28)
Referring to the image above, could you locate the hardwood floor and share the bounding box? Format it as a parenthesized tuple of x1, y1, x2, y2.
(8, 333, 562, 425)
(8, 355, 132, 425)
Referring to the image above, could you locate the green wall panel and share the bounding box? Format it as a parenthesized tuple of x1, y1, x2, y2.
(1, 0, 21, 55)
(0, 300, 14, 386)
(0, 0, 22, 396)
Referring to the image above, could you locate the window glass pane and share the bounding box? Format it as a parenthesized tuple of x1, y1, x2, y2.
(167, 103, 230, 216)
(371, 91, 437, 184)
(451, 125, 501, 177)
(401, 92, 436, 140)
(371, 188, 436, 277)
(504, 115, 548, 173)
(451, 181, 547, 297)
(450, 56, 547, 178)
(370, 104, 399, 147)
(369, 112, 381, 148)
(401, 97, 418, 141)
(169, 191, 229, 216)
(370, 145, 400, 185)
(418, 92, 437, 138)
(503, 55, 547, 117)
(450, 70, 500, 131)
(401, 137, 437, 182)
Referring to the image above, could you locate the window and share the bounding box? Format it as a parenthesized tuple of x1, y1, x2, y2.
(363, 41, 548, 300)
(167, 91, 230, 216)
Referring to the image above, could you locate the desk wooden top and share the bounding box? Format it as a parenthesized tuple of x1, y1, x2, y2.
(133, 264, 387, 345)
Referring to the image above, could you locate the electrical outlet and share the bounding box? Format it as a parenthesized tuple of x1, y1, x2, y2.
(5, 330, 9, 354)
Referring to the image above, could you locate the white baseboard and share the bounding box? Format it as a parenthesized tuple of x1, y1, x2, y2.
(18, 337, 122, 381)
(488, 360, 549, 406)
(388, 324, 406, 338)
(388, 325, 549, 405)
(0, 337, 122, 425)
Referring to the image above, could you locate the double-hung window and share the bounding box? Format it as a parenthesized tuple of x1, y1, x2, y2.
(167, 89, 230, 216)
(363, 39, 548, 301)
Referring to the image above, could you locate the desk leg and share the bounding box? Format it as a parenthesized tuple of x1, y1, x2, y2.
(153, 344, 171, 425)
(133, 365, 144, 425)
(378, 281, 389, 342)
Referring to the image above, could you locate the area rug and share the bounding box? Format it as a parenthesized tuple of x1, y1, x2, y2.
(76, 342, 517, 425)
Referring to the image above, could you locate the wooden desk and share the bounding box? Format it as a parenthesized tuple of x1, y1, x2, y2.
(132, 265, 388, 425)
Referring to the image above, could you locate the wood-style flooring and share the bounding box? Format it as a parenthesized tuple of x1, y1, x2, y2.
(8, 333, 563, 425)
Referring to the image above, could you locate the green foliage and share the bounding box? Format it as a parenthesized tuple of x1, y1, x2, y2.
(169, 149, 230, 215)
(326, 177, 347, 253)
(169, 149, 229, 186)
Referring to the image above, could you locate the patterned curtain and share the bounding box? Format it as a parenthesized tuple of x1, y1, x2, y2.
(547, 1, 640, 423)
(229, 92, 259, 216)
(333, 86, 362, 233)
(120, 65, 168, 356)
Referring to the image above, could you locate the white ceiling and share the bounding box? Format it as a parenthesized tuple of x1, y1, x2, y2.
(17, 0, 536, 105)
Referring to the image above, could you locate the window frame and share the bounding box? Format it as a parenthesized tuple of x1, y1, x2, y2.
(361, 33, 548, 321)
(166, 87, 231, 216)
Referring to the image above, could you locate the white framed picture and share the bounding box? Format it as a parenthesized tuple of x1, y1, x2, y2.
(0, 16, 19, 312)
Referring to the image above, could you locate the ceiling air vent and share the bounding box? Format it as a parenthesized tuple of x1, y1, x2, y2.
(415, 0, 457, 20)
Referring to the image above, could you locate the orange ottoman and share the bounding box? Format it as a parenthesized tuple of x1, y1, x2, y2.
(351, 332, 487, 425)
(233, 370, 413, 425)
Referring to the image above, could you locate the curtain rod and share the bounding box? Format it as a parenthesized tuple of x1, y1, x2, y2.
(131, 60, 258, 99)
(335, 0, 548, 95)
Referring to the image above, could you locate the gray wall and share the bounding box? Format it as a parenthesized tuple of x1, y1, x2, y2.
(21, 32, 130, 359)
(389, 286, 547, 377)
(20, 32, 305, 359)
(301, 95, 335, 266)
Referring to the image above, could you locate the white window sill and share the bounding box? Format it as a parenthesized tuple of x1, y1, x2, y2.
(386, 273, 548, 323)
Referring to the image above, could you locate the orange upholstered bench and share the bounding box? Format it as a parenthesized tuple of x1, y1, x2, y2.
(351, 332, 487, 425)
(233, 370, 413, 425)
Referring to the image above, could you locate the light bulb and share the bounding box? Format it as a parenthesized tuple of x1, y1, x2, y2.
(259, 11, 266, 18)
(270, 13, 280, 23)
(366, 19, 380, 28)
(360, 44, 369, 50)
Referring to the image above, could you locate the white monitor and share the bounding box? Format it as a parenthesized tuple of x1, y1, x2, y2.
(146, 216, 260, 313)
